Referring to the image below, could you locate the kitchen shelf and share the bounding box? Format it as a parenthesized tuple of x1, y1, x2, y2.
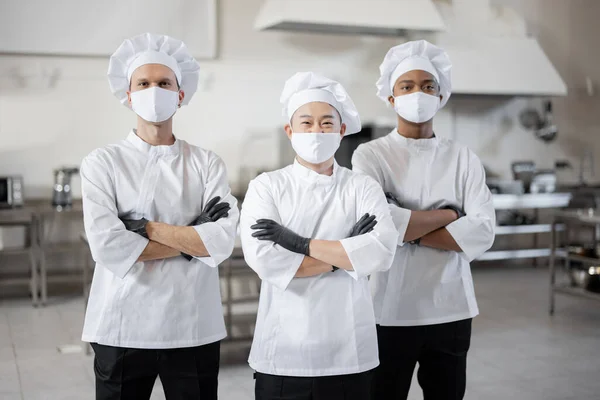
(478, 248, 552, 261)
(481, 193, 573, 263)
(555, 250, 600, 265)
(550, 211, 600, 315)
(495, 224, 564, 236)
(493, 193, 572, 210)
(553, 284, 600, 302)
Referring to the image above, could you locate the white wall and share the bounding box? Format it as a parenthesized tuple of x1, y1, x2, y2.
(0, 0, 599, 201)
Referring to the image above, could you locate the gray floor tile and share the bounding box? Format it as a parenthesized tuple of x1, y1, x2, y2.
(2, 265, 600, 399)
(0, 392, 22, 400)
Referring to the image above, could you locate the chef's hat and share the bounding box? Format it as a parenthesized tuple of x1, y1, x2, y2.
(107, 33, 200, 107)
(280, 72, 362, 135)
(376, 40, 452, 108)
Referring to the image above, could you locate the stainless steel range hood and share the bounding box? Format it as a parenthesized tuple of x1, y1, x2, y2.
(441, 36, 568, 97)
(254, 0, 445, 36)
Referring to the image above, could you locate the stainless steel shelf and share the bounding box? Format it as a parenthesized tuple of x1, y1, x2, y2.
(495, 224, 564, 236)
(553, 284, 600, 302)
(550, 212, 600, 315)
(478, 248, 551, 261)
(493, 193, 572, 210)
(554, 250, 600, 265)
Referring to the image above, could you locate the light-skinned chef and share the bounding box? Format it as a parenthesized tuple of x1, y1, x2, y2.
(352, 40, 496, 400)
(240, 72, 399, 400)
(81, 33, 239, 400)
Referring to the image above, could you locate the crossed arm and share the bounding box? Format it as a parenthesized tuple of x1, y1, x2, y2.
(404, 209, 462, 252)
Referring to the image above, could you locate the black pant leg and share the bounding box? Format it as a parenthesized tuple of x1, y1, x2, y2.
(313, 370, 374, 400)
(254, 373, 313, 400)
(417, 319, 472, 400)
(372, 325, 421, 400)
(91, 343, 158, 400)
(158, 341, 221, 400)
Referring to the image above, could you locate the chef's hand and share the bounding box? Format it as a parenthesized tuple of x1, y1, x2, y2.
(349, 213, 378, 237)
(120, 218, 150, 239)
(331, 213, 379, 272)
(251, 219, 311, 256)
(385, 192, 402, 208)
(191, 196, 231, 225)
(182, 196, 232, 261)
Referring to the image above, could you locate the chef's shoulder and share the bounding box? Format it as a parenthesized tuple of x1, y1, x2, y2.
(180, 140, 229, 172)
(353, 135, 389, 162)
(80, 142, 126, 177)
(340, 165, 383, 195)
(246, 166, 294, 195)
(438, 138, 484, 166)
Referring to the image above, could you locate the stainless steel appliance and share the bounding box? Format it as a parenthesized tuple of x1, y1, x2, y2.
(511, 161, 536, 192)
(0, 176, 24, 208)
(52, 167, 79, 209)
(530, 170, 557, 193)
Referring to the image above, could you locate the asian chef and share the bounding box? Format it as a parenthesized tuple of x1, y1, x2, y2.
(240, 72, 399, 400)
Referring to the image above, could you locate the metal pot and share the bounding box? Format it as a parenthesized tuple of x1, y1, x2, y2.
(569, 266, 600, 293)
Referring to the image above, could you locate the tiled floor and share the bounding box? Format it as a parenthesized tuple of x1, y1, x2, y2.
(1, 265, 600, 399)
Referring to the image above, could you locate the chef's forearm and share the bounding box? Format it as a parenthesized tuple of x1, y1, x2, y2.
(420, 228, 462, 252)
(404, 209, 457, 242)
(308, 240, 353, 270)
(137, 240, 181, 262)
(295, 256, 333, 278)
(146, 222, 210, 257)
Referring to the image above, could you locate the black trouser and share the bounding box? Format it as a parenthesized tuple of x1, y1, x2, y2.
(373, 319, 472, 400)
(91, 341, 220, 400)
(255, 369, 374, 400)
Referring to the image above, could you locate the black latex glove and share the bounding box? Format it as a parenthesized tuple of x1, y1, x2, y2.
(349, 213, 378, 237)
(331, 213, 379, 272)
(251, 219, 311, 256)
(191, 196, 231, 225)
(182, 196, 232, 261)
(120, 218, 149, 239)
(385, 192, 402, 208)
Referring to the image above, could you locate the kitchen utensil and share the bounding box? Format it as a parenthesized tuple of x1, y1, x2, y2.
(486, 179, 524, 195)
(535, 101, 558, 143)
(52, 167, 79, 209)
(569, 265, 600, 292)
(511, 161, 536, 192)
(519, 101, 558, 143)
(530, 170, 557, 193)
(568, 244, 596, 258)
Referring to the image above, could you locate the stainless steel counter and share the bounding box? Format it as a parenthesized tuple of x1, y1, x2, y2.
(549, 209, 600, 315)
(0, 201, 84, 306)
(479, 193, 573, 262)
(493, 193, 572, 210)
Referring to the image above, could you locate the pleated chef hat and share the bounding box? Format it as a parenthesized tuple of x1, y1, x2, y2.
(376, 40, 452, 108)
(281, 72, 362, 135)
(107, 33, 200, 107)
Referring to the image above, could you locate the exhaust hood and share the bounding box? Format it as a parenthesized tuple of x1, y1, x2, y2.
(442, 36, 567, 97)
(254, 0, 445, 36)
(253, 0, 567, 96)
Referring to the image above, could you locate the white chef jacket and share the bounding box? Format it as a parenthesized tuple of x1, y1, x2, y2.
(240, 160, 398, 377)
(81, 131, 239, 349)
(352, 130, 495, 326)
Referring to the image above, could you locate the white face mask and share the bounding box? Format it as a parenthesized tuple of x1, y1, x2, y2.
(291, 132, 342, 164)
(393, 92, 440, 124)
(130, 86, 180, 123)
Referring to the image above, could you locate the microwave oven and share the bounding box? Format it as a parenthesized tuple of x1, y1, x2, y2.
(0, 176, 24, 208)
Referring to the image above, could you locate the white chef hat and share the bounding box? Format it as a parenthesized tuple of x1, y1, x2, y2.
(107, 33, 200, 108)
(280, 72, 362, 135)
(376, 40, 452, 108)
